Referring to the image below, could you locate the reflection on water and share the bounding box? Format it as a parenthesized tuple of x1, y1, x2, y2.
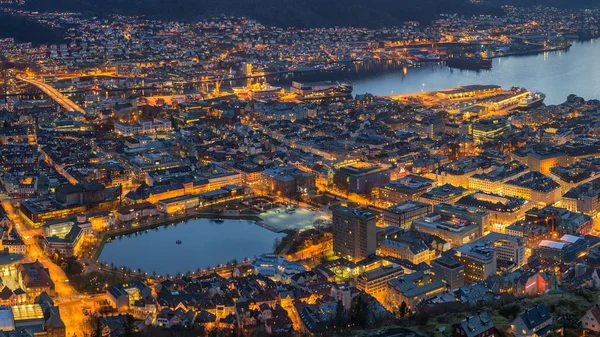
(54, 39, 600, 107)
(98, 218, 284, 276)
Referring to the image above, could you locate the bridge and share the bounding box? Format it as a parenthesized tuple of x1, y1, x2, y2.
(16, 74, 85, 113)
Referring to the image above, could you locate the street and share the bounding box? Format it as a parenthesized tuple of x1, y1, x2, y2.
(1, 199, 105, 336)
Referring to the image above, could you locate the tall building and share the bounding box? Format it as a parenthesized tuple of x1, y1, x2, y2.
(332, 207, 376, 261)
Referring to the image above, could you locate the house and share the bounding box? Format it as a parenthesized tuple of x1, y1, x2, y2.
(453, 311, 495, 337)
(155, 307, 195, 328)
(0, 286, 17, 306)
(509, 304, 554, 337)
(106, 281, 152, 312)
(264, 312, 293, 335)
(0, 206, 11, 228)
(194, 310, 216, 330)
(581, 304, 600, 333)
(131, 297, 157, 320)
(18, 260, 55, 301)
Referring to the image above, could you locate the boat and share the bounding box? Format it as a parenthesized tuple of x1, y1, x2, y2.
(445, 57, 492, 70)
(176, 240, 182, 244)
(232, 87, 250, 96)
(518, 92, 546, 110)
(338, 81, 353, 94)
(290, 81, 353, 97)
(416, 53, 441, 63)
(249, 83, 282, 100)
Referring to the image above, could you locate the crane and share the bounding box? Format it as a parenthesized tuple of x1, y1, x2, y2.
(212, 73, 227, 97)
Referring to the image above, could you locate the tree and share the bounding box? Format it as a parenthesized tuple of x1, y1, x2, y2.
(79, 316, 103, 337)
(123, 314, 137, 337)
(350, 296, 368, 328)
(398, 301, 409, 319)
(272, 237, 282, 252)
(334, 300, 345, 328)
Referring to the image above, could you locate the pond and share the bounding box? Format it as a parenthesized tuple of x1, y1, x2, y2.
(98, 218, 284, 276)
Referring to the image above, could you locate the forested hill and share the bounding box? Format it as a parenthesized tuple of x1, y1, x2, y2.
(497, 0, 599, 8)
(23, 0, 503, 28)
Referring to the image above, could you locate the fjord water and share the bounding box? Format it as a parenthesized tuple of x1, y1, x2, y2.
(279, 39, 600, 105)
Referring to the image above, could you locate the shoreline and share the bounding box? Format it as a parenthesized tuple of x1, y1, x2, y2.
(1, 40, 586, 98)
(92, 212, 264, 261)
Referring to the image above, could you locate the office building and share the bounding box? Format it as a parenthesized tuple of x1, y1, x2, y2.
(473, 232, 526, 270)
(527, 148, 567, 176)
(418, 184, 470, 206)
(382, 201, 432, 229)
(377, 175, 434, 205)
(503, 172, 561, 207)
(431, 256, 465, 290)
(332, 207, 376, 261)
(434, 203, 490, 235)
(436, 157, 496, 189)
(333, 163, 390, 194)
(468, 161, 529, 195)
(472, 118, 510, 143)
(457, 192, 532, 233)
(413, 213, 481, 248)
(386, 270, 445, 310)
(356, 263, 404, 296)
(455, 243, 497, 284)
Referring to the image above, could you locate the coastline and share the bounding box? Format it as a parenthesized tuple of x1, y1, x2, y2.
(92, 212, 265, 261)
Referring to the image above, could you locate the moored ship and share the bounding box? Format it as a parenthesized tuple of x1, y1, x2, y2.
(446, 57, 492, 70)
(290, 80, 353, 97)
(416, 53, 441, 63)
(518, 92, 546, 110)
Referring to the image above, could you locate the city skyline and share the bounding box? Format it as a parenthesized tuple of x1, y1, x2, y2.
(1, 1, 600, 336)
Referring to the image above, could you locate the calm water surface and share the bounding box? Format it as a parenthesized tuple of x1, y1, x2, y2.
(98, 218, 283, 276)
(67, 40, 600, 105)
(275, 39, 600, 105)
(95, 41, 600, 274)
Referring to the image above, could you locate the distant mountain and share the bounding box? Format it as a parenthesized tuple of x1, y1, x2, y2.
(496, 0, 599, 8)
(24, 0, 503, 28)
(0, 12, 63, 44)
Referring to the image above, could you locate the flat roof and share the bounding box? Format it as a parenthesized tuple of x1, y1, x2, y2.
(0, 308, 14, 331)
(158, 194, 199, 205)
(12, 304, 44, 321)
(539, 240, 567, 250)
(386, 201, 429, 214)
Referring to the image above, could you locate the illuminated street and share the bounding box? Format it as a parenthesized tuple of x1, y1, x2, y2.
(1, 2, 600, 336)
(1, 199, 100, 336)
(15, 74, 85, 113)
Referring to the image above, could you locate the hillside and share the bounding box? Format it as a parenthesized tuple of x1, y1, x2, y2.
(497, 0, 599, 8)
(23, 0, 504, 28)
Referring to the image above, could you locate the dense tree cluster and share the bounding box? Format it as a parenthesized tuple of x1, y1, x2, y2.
(498, 0, 599, 7)
(0, 12, 64, 44)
